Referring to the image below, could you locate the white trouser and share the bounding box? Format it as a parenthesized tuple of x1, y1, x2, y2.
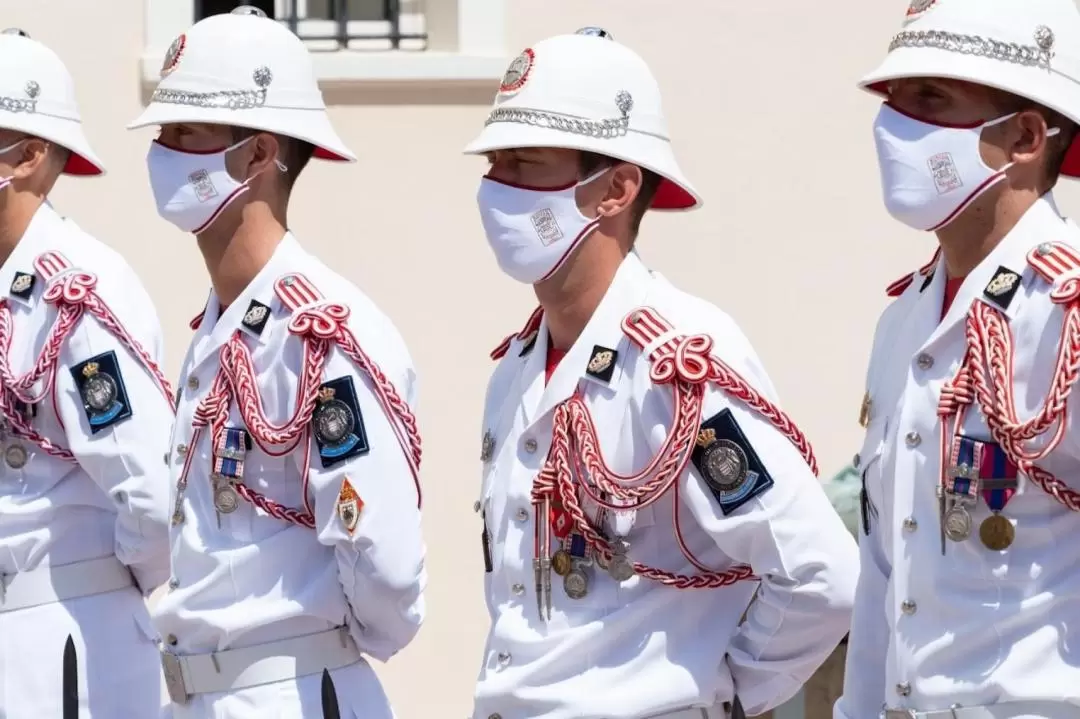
(882, 702, 1080, 719)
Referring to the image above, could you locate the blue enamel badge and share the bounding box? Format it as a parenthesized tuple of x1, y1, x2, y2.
(312, 376, 370, 468)
(70, 351, 132, 434)
(691, 408, 774, 516)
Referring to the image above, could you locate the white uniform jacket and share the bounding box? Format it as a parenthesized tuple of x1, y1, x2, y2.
(836, 194, 1080, 718)
(155, 233, 425, 718)
(474, 252, 859, 719)
(0, 201, 174, 717)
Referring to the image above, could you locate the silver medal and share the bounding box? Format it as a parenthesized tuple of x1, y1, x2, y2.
(943, 504, 972, 541)
(213, 484, 239, 514)
(4, 443, 26, 469)
(314, 398, 354, 445)
(563, 566, 589, 600)
(82, 371, 118, 412)
(607, 553, 635, 582)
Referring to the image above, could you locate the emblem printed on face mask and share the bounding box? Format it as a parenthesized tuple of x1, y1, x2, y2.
(500, 48, 535, 94)
(9, 271, 34, 301)
(983, 266, 1022, 309)
(928, 152, 963, 194)
(530, 208, 564, 245)
(189, 169, 219, 203)
(161, 34, 186, 77)
(71, 351, 132, 434)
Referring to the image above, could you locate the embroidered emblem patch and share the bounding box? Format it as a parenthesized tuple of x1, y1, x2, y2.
(585, 345, 618, 383)
(312, 376, 370, 468)
(928, 152, 962, 194)
(189, 169, 219, 203)
(983, 266, 1022, 310)
(71, 351, 132, 434)
(499, 48, 535, 94)
(531, 208, 564, 245)
(9, 271, 34, 301)
(480, 430, 495, 462)
(336, 477, 363, 535)
(241, 299, 271, 336)
(691, 409, 774, 515)
(161, 34, 186, 77)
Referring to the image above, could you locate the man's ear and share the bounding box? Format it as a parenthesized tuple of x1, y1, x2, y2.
(247, 132, 281, 179)
(10, 138, 49, 180)
(597, 162, 642, 218)
(1009, 109, 1052, 168)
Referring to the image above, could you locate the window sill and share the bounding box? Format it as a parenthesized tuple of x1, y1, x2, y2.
(138, 49, 507, 87)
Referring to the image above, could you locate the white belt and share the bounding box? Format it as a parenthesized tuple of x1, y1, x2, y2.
(883, 702, 1080, 719)
(161, 626, 362, 704)
(0, 555, 134, 612)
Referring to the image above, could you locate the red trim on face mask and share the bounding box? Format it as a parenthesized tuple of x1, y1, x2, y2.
(927, 171, 1008, 231)
(153, 138, 234, 155)
(884, 102, 986, 130)
(192, 185, 250, 235)
(482, 174, 579, 192)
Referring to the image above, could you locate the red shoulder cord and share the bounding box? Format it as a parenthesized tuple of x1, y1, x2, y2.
(0, 251, 175, 460)
(938, 242, 1080, 511)
(181, 273, 422, 530)
(530, 306, 819, 593)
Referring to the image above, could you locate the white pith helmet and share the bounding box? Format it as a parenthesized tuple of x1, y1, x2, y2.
(128, 6, 354, 163)
(0, 28, 104, 176)
(464, 27, 701, 211)
(860, 0, 1080, 178)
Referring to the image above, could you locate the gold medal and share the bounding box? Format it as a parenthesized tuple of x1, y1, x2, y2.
(858, 391, 872, 428)
(551, 549, 573, 577)
(979, 513, 1015, 551)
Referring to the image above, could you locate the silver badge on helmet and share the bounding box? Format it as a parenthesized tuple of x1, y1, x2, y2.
(161, 34, 186, 77)
(905, 0, 937, 22)
(499, 48, 535, 95)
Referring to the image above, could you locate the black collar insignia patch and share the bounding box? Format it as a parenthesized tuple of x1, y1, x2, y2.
(519, 330, 539, 357)
(691, 408, 774, 516)
(919, 271, 935, 293)
(585, 345, 618, 383)
(241, 299, 271, 336)
(9, 271, 35, 301)
(983, 266, 1022, 310)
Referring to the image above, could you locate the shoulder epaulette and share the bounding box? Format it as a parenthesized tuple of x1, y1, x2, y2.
(1027, 241, 1080, 304)
(33, 250, 76, 281)
(274, 272, 324, 311)
(885, 247, 941, 297)
(491, 306, 543, 361)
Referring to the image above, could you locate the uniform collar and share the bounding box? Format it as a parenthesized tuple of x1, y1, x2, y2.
(191, 231, 306, 369)
(525, 251, 655, 426)
(0, 201, 63, 307)
(920, 192, 1066, 351)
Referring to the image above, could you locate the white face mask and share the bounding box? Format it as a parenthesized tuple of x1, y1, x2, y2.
(873, 103, 1059, 232)
(477, 169, 609, 284)
(146, 137, 256, 235)
(0, 139, 28, 193)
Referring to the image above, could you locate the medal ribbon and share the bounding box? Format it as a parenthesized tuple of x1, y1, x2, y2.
(946, 435, 981, 500)
(212, 427, 249, 481)
(976, 438, 1018, 513)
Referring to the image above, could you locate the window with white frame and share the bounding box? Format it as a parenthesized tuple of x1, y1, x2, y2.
(141, 0, 508, 84)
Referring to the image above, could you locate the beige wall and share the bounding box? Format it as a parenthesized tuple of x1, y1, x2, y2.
(10, 1, 1080, 717)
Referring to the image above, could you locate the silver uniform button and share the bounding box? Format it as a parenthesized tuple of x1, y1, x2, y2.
(511, 583, 525, 596)
(473, 500, 481, 513)
(902, 517, 918, 532)
(523, 438, 538, 454)
(916, 353, 935, 370)
(168, 577, 179, 590)
(186, 376, 199, 390)
(514, 507, 529, 522)
(896, 681, 911, 696)
(4, 443, 27, 469)
(901, 599, 917, 615)
(176, 443, 188, 456)
(905, 431, 922, 448)
(496, 651, 511, 667)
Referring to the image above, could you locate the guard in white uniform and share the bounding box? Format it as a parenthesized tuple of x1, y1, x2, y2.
(0, 28, 173, 718)
(466, 28, 859, 719)
(127, 8, 425, 719)
(837, 1, 1080, 718)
